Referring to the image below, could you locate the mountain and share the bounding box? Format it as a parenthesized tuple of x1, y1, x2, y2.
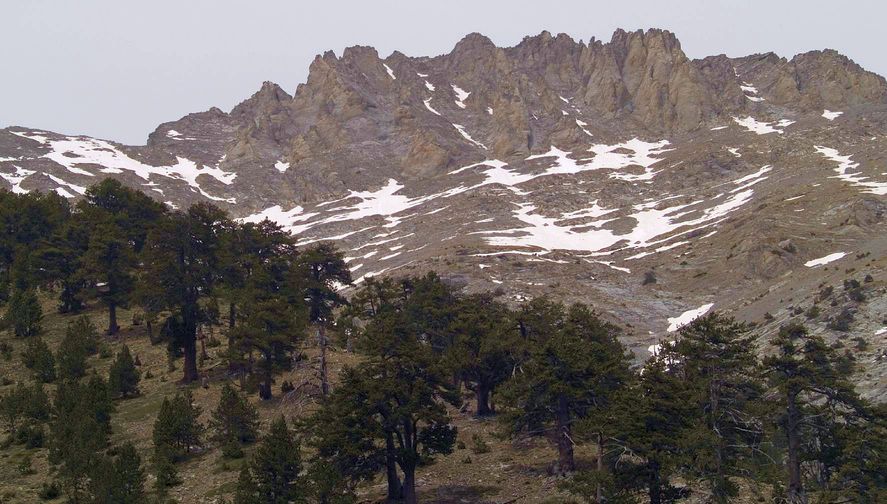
(2, 28, 886, 398)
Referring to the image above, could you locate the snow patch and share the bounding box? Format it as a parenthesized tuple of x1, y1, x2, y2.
(732, 116, 791, 135)
(274, 160, 290, 173)
(822, 110, 843, 121)
(452, 84, 470, 108)
(383, 63, 396, 80)
(452, 124, 487, 149)
(423, 98, 441, 116)
(667, 303, 714, 332)
(815, 146, 887, 196)
(0, 165, 36, 194)
(804, 252, 847, 267)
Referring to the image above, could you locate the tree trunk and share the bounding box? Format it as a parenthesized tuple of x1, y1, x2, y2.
(596, 431, 604, 503)
(402, 463, 418, 504)
(228, 302, 236, 328)
(786, 392, 807, 504)
(555, 394, 575, 474)
(182, 333, 199, 383)
(385, 432, 403, 502)
(318, 324, 330, 397)
(648, 459, 662, 504)
(476, 383, 492, 416)
(108, 302, 119, 335)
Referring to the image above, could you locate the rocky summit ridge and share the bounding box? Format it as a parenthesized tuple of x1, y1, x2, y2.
(2, 28, 886, 398)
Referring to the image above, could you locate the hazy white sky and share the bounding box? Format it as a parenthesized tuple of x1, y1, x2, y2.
(2, 0, 883, 144)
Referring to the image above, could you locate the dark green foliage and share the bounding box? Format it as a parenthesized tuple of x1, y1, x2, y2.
(233, 464, 259, 504)
(152, 391, 203, 489)
(447, 292, 515, 416)
(108, 345, 140, 398)
(139, 203, 229, 383)
(669, 313, 765, 503)
(57, 320, 95, 380)
(48, 375, 115, 498)
(89, 442, 146, 504)
(500, 298, 632, 475)
(21, 337, 56, 382)
(210, 382, 259, 455)
(37, 481, 61, 500)
(763, 322, 885, 504)
(1, 381, 50, 432)
(2, 288, 42, 337)
(236, 416, 304, 504)
(0, 191, 70, 300)
(298, 242, 352, 397)
(153, 390, 204, 462)
(313, 274, 458, 504)
(615, 358, 696, 504)
(224, 219, 309, 399)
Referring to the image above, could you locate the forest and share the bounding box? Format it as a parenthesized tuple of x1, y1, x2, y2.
(0, 181, 884, 504)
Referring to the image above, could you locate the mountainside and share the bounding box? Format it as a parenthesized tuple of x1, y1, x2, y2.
(2, 28, 886, 398)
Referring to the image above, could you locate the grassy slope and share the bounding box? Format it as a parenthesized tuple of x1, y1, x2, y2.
(0, 293, 603, 504)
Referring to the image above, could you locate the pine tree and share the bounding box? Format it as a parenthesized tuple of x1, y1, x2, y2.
(500, 298, 630, 475)
(762, 322, 883, 504)
(48, 376, 115, 501)
(447, 292, 515, 416)
(110, 442, 146, 503)
(670, 313, 765, 502)
(250, 416, 304, 504)
(31, 220, 89, 313)
(152, 390, 204, 462)
(21, 337, 56, 383)
(210, 382, 259, 457)
(139, 203, 228, 383)
(2, 288, 42, 338)
(616, 358, 695, 504)
(57, 323, 90, 380)
(298, 243, 352, 398)
(108, 345, 140, 398)
(88, 442, 145, 504)
(76, 221, 136, 335)
(233, 464, 259, 504)
(327, 274, 458, 504)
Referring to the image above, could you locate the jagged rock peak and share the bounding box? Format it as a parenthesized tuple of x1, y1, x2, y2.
(452, 32, 496, 52)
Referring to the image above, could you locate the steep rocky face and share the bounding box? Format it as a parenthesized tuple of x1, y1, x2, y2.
(3, 28, 887, 397)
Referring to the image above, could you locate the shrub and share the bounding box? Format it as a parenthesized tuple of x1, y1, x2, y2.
(471, 434, 491, 454)
(22, 338, 56, 383)
(3, 289, 42, 338)
(37, 481, 61, 500)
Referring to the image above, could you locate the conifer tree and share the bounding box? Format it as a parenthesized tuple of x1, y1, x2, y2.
(77, 222, 136, 335)
(152, 390, 204, 462)
(669, 313, 766, 502)
(110, 442, 146, 503)
(233, 464, 260, 504)
(210, 382, 259, 457)
(152, 390, 203, 489)
(325, 274, 458, 504)
(57, 319, 94, 380)
(249, 416, 305, 504)
(21, 336, 56, 383)
(48, 376, 115, 501)
(447, 292, 515, 416)
(500, 298, 630, 475)
(298, 242, 352, 398)
(617, 357, 695, 504)
(140, 203, 228, 383)
(31, 220, 89, 313)
(2, 288, 42, 337)
(763, 322, 884, 504)
(108, 345, 140, 398)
